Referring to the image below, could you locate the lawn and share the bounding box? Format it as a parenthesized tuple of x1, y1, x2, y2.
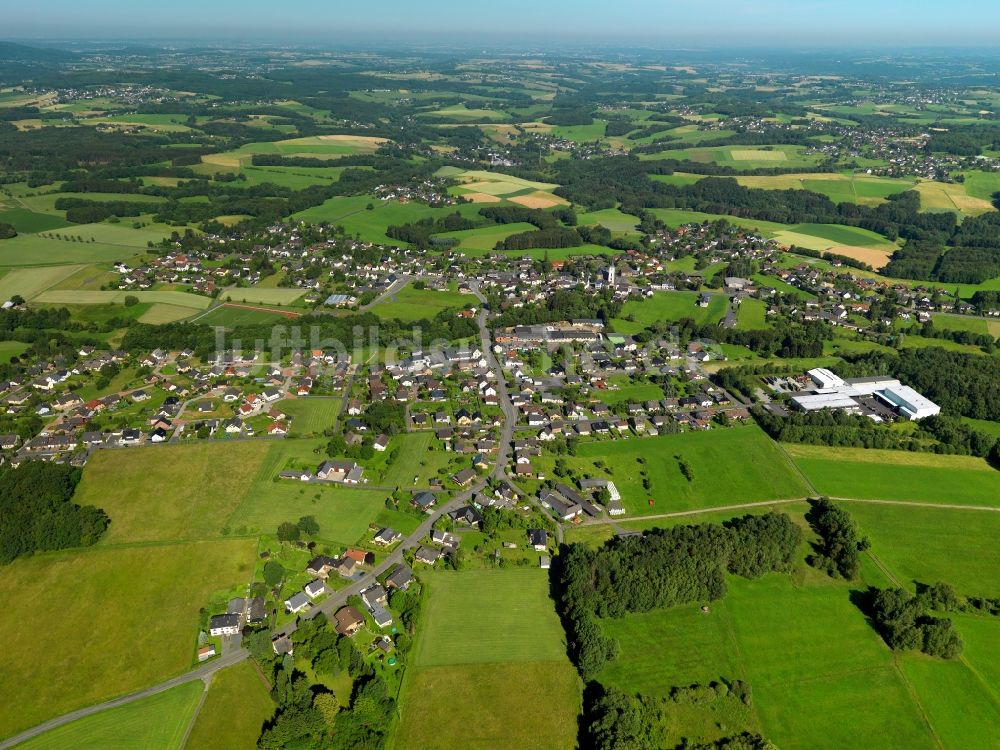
(784, 444, 1000, 507)
(73, 442, 271, 544)
(846, 501, 1000, 598)
(395, 568, 579, 750)
(371, 286, 475, 322)
(534, 426, 809, 515)
(0, 539, 255, 739)
(185, 661, 274, 750)
(15, 683, 203, 750)
(612, 291, 729, 334)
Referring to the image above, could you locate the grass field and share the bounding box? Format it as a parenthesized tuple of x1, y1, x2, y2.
(612, 291, 729, 334)
(276, 396, 340, 436)
(225, 439, 393, 544)
(577, 208, 641, 233)
(0, 207, 72, 233)
(413, 569, 567, 667)
(846, 501, 1000, 597)
(137, 303, 197, 324)
(73, 442, 271, 544)
(371, 286, 475, 322)
(0, 539, 255, 739)
(185, 662, 274, 750)
(736, 298, 768, 329)
(534, 426, 810, 515)
(34, 289, 212, 309)
(641, 144, 824, 170)
(15, 683, 203, 750)
(784, 444, 1000, 507)
(0, 264, 83, 300)
(0, 339, 29, 361)
(437, 222, 538, 251)
(192, 304, 290, 327)
(220, 287, 305, 305)
(914, 179, 995, 215)
(395, 569, 579, 750)
(734, 173, 916, 205)
(0, 233, 148, 267)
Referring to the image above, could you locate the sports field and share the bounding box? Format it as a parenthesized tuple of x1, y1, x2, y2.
(15, 683, 203, 750)
(395, 569, 579, 750)
(784, 444, 1000, 507)
(534, 426, 810, 515)
(73, 442, 271, 544)
(612, 290, 729, 334)
(185, 662, 274, 750)
(0, 539, 255, 739)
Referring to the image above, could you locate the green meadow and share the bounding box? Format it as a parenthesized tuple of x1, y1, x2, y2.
(612, 290, 729, 334)
(371, 285, 475, 322)
(185, 662, 274, 750)
(534, 426, 810, 515)
(15, 683, 204, 750)
(395, 569, 579, 750)
(785, 444, 1000, 507)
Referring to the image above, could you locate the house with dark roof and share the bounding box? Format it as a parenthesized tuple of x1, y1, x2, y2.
(334, 606, 365, 636)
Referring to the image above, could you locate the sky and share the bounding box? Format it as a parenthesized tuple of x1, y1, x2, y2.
(4, 0, 1000, 46)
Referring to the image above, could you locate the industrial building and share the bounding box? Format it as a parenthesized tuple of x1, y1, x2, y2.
(790, 368, 940, 421)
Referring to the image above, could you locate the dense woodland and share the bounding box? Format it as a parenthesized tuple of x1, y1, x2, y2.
(0, 461, 108, 564)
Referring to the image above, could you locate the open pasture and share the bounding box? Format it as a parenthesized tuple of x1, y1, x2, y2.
(185, 662, 274, 750)
(612, 290, 729, 333)
(15, 683, 204, 750)
(784, 444, 1000, 507)
(34, 289, 212, 309)
(0, 264, 83, 300)
(914, 180, 994, 215)
(192, 304, 292, 327)
(73, 441, 271, 544)
(0, 539, 255, 740)
(735, 173, 916, 205)
(275, 396, 340, 436)
(220, 287, 305, 306)
(371, 285, 475, 321)
(0, 207, 71, 233)
(845, 501, 1000, 597)
(137, 303, 197, 324)
(535, 426, 809, 515)
(0, 233, 147, 266)
(437, 222, 538, 251)
(395, 569, 579, 750)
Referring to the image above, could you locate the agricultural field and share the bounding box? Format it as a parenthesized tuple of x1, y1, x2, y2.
(734, 172, 916, 206)
(577, 207, 641, 233)
(736, 298, 768, 329)
(220, 287, 305, 306)
(930, 312, 1000, 337)
(0, 206, 71, 233)
(914, 179, 995, 215)
(533, 426, 810, 515)
(33, 289, 212, 309)
(600, 569, 946, 750)
(72, 442, 271, 544)
(185, 662, 274, 750)
(437, 222, 538, 251)
(0, 539, 256, 739)
(15, 683, 204, 750)
(191, 304, 292, 327)
(612, 290, 729, 334)
(641, 144, 825, 170)
(371, 285, 475, 322)
(395, 569, 580, 750)
(0, 263, 83, 300)
(784, 444, 1000, 507)
(137, 303, 197, 324)
(0, 233, 148, 266)
(845, 501, 1000, 597)
(447, 168, 567, 208)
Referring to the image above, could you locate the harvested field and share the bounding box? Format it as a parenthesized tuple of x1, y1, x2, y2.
(827, 245, 893, 269)
(508, 191, 569, 208)
(460, 192, 502, 204)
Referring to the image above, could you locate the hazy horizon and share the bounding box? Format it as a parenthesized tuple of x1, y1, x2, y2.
(3, 0, 1000, 47)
